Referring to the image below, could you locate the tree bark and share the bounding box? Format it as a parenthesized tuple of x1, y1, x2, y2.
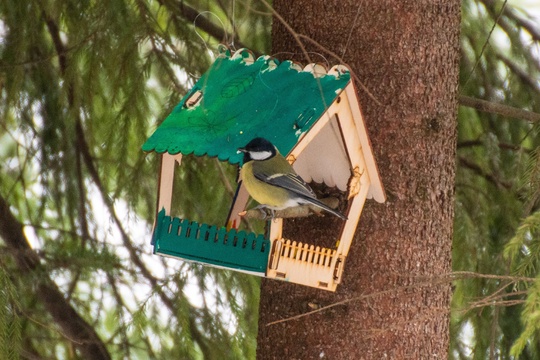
(257, 1, 460, 359)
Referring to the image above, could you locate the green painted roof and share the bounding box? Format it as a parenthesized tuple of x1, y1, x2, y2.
(142, 48, 351, 165)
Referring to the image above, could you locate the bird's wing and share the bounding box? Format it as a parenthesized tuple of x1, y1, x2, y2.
(255, 171, 347, 219)
(254, 172, 316, 199)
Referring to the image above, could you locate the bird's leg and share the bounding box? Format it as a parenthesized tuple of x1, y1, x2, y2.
(254, 205, 270, 220)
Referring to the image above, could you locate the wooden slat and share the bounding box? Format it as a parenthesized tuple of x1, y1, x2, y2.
(157, 153, 182, 215)
(344, 83, 386, 202)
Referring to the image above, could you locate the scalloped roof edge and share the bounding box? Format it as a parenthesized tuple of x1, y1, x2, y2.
(216, 45, 351, 79)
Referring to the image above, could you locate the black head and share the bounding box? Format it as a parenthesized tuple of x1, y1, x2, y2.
(237, 137, 277, 163)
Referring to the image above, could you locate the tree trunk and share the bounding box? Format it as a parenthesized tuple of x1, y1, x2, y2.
(257, 1, 460, 359)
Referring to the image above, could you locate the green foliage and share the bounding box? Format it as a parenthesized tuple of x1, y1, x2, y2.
(0, 0, 270, 358)
(505, 210, 540, 276)
(451, 0, 540, 358)
(509, 277, 540, 357)
(0, 268, 21, 360)
(2, 0, 540, 358)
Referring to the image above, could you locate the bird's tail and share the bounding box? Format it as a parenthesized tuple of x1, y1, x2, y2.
(299, 196, 348, 220)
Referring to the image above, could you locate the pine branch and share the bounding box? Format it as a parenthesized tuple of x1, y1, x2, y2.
(462, 0, 508, 88)
(482, 3, 540, 74)
(480, 0, 540, 42)
(458, 156, 512, 189)
(42, 10, 192, 358)
(19, 338, 44, 360)
(75, 116, 215, 357)
(106, 272, 131, 358)
(0, 195, 111, 360)
(497, 53, 540, 93)
(158, 0, 250, 50)
(43, 8, 94, 316)
(457, 139, 523, 151)
(459, 95, 540, 123)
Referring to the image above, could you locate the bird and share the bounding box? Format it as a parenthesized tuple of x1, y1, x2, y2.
(237, 137, 347, 220)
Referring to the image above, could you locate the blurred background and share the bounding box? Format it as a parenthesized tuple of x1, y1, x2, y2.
(1, 0, 540, 358)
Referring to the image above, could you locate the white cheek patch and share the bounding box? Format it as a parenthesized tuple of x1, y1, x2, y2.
(249, 150, 272, 160)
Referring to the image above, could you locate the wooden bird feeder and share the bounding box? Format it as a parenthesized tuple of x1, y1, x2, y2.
(142, 46, 385, 291)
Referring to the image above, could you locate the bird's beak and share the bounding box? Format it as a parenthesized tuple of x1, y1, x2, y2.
(237, 147, 246, 154)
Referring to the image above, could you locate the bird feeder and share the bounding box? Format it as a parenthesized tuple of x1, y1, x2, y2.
(142, 46, 385, 291)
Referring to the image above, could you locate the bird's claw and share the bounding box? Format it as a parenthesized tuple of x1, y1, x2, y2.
(258, 207, 268, 220)
(255, 205, 275, 220)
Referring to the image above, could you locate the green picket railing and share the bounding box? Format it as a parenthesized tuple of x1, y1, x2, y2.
(152, 209, 270, 274)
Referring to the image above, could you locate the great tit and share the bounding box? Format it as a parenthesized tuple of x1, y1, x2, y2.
(237, 137, 347, 220)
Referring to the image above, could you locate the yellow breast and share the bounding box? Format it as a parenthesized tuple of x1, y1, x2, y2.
(240, 161, 291, 209)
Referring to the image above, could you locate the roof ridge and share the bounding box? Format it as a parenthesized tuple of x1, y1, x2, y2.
(217, 44, 350, 79)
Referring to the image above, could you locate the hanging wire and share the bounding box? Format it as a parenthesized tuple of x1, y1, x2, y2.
(341, 5, 362, 60)
(462, 0, 509, 89)
(192, 11, 228, 57)
(230, 0, 236, 50)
